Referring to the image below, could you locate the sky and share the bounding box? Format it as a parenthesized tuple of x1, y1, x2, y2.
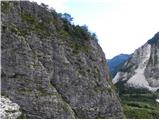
(30, 0, 159, 59)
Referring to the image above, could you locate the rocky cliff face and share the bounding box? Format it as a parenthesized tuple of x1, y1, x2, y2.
(1, 1, 123, 119)
(113, 32, 159, 92)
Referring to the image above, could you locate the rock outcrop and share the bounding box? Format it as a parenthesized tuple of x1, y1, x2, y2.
(1, 1, 123, 118)
(113, 32, 159, 92)
(0, 96, 21, 119)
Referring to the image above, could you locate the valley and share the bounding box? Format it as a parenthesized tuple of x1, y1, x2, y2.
(111, 32, 159, 119)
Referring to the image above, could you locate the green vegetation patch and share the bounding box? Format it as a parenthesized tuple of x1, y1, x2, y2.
(9, 24, 29, 37)
(21, 12, 35, 24)
(94, 86, 113, 93)
(71, 42, 90, 54)
(20, 11, 51, 38)
(115, 83, 159, 119)
(1, 1, 11, 13)
(124, 105, 158, 119)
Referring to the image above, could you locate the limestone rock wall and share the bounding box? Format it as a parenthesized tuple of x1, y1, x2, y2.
(1, 1, 123, 118)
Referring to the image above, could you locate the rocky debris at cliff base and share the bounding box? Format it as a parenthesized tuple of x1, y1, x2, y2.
(0, 96, 21, 119)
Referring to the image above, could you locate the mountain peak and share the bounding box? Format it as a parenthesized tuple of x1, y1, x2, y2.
(147, 32, 159, 45)
(113, 32, 159, 91)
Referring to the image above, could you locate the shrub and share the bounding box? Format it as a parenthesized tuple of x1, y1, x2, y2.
(21, 12, 35, 24)
(1, 1, 11, 13)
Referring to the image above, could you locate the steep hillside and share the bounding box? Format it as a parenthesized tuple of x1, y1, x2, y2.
(113, 32, 159, 91)
(113, 32, 159, 119)
(1, 1, 123, 119)
(107, 54, 131, 78)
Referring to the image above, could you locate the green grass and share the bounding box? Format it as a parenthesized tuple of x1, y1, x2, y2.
(121, 92, 159, 119)
(115, 82, 159, 119)
(124, 104, 159, 119)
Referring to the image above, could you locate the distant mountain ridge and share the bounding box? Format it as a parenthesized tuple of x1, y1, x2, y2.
(107, 54, 131, 78)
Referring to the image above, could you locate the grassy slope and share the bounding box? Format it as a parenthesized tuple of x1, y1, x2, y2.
(115, 82, 159, 119)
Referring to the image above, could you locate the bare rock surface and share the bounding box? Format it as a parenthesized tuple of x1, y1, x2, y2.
(0, 96, 21, 119)
(1, 1, 123, 119)
(113, 32, 159, 92)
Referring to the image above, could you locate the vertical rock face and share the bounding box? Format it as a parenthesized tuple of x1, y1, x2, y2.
(145, 33, 159, 88)
(1, 1, 123, 118)
(113, 32, 159, 92)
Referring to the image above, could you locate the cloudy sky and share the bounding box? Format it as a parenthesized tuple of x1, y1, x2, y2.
(31, 0, 159, 59)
